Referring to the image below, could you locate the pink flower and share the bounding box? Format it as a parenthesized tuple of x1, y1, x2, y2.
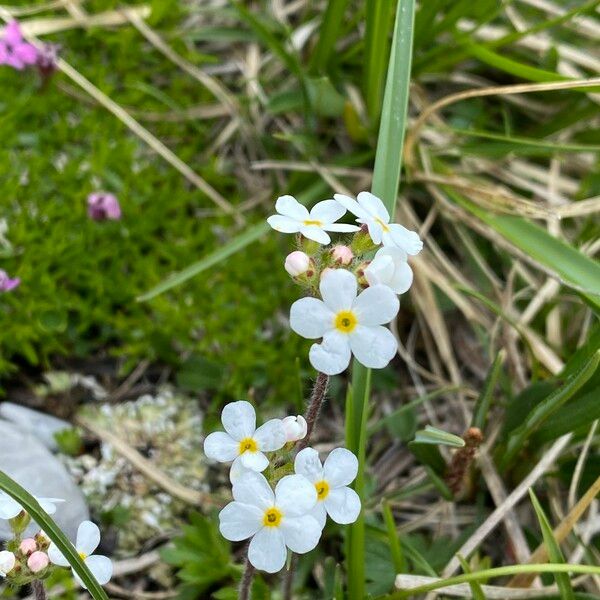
(36, 43, 59, 78)
(87, 192, 121, 221)
(0, 270, 20, 292)
(331, 245, 354, 266)
(19, 538, 37, 555)
(0, 22, 38, 71)
(27, 551, 49, 573)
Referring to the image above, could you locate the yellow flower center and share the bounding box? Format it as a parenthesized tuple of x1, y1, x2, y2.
(375, 217, 390, 232)
(262, 507, 283, 527)
(303, 219, 323, 226)
(334, 310, 358, 333)
(315, 480, 330, 501)
(239, 437, 258, 453)
(78, 552, 87, 560)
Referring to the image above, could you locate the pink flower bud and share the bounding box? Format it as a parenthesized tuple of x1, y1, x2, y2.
(19, 538, 37, 555)
(87, 192, 121, 221)
(284, 251, 311, 277)
(331, 245, 354, 266)
(282, 415, 308, 442)
(27, 551, 49, 573)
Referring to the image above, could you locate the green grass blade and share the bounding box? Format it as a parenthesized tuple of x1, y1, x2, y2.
(364, 0, 396, 121)
(457, 555, 487, 600)
(0, 471, 109, 600)
(347, 2, 416, 597)
(382, 501, 406, 573)
(412, 426, 465, 448)
(309, 0, 350, 72)
(446, 190, 600, 310)
(472, 350, 505, 430)
(529, 490, 575, 600)
(502, 350, 600, 468)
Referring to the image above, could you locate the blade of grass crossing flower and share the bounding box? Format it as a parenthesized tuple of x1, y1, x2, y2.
(364, 0, 396, 122)
(0, 471, 109, 600)
(309, 0, 350, 72)
(347, 1, 416, 598)
(457, 555, 487, 600)
(528, 490, 575, 600)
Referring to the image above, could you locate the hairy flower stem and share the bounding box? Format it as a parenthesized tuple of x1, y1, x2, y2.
(239, 554, 255, 600)
(297, 371, 329, 452)
(283, 553, 298, 600)
(32, 581, 47, 600)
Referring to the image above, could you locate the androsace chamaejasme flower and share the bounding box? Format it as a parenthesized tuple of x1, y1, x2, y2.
(290, 269, 399, 375)
(334, 191, 423, 255)
(219, 471, 322, 573)
(204, 401, 287, 473)
(267, 195, 359, 245)
(364, 246, 413, 294)
(0, 493, 64, 520)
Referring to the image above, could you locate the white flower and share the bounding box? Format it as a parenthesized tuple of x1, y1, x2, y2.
(294, 448, 360, 528)
(290, 269, 399, 375)
(267, 195, 359, 245)
(204, 401, 287, 473)
(282, 415, 308, 442)
(0, 551, 15, 577)
(364, 247, 413, 294)
(48, 521, 112, 588)
(0, 492, 64, 520)
(219, 471, 322, 573)
(334, 191, 423, 254)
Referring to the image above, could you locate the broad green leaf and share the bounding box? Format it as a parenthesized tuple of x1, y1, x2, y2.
(412, 425, 466, 448)
(0, 471, 109, 600)
(529, 489, 575, 600)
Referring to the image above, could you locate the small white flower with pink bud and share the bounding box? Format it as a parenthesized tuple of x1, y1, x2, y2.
(19, 538, 37, 555)
(0, 551, 15, 577)
(27, 551, 49, 573)
(285, 251, 312, 277)
(282, 415, 308, 442)
(331, 245, 353, 266)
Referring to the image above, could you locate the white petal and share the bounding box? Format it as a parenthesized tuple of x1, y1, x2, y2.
(0, 496, 21, 520)
(248, 527, 287, 573)
(333, 193, 370, 219)
(353, 284, 399, 326)
(294, 447, 324, 483)
(323, 448, 359, 487)
(280, 515, 322, 553)
(357, 191, 389, 222)
(76, 521, 100, 556)
(390, 261, 413, 294)
(309, 199, 345, 223)
(229, 456, 250, 483)
(204, 431, 239, 462)
(290, 297, 333, 339)
(385, 223, 423, 255)
(233, 471, 275, 509)
(85, 555, 113, 585)
(369, 247, 412, 294)
(37, 498, 65, 516)
(275, 474, 317, 517)
(324, 487, 361, 524)
(240, 450, 269, 471)
(0, 551, 15, 575)
(254, 419, 287, 452)
(267, 215, 301, 234)
(47, 543, 70, 567)
(219, 502, 263, 541)
(299, 225, 331, 245)
(319, 269, 357, 312)
(275, 195, 308, 220)
(310, 503, 328, 529)
(221, 401, 256, 441)
(349, 325, 397, 369)
(324, 223, 361, 232)
(366, 220, 383, 245)
(309, 331, 351, 375)
(364, 254, 395, 287)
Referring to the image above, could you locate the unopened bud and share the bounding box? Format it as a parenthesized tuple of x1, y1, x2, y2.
(282, 416, 308, 442)
(0, 551, 15, 577)
(27, 551, 49, 573)
(354, 261, 370, 287)
(285, 251, 311, 277)
(350, 224, 378, 255)
(19, 538, 37, 556)
(331, 245, 354, 266)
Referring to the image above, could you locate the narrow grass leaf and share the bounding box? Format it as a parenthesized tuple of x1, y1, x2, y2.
(309, 0, 350, 72)
(382, 500, 406, 573)
(472, 350, 505, 430)
(412, 425, 465, 448)
(457, 554, 487, 600)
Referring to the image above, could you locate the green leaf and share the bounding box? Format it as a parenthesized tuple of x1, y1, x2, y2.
(0, 471, 109, 600)
(529, 489, 575, 600)
(472, 350, 505, 431)
(382, 500, 406, 573)
(457, 555, 487, 600)
(412, 425, 466, 448)
(309, 0, 350, 72)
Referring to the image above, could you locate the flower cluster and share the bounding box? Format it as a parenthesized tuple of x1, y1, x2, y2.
(268, 191, 422, 375)
(0, 491, 112, 590)
(0, 21, 57, 76)
(204, 401, 360, 573)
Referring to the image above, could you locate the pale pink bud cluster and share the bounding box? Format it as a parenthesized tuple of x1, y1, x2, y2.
(19, 538, 37, 555)
(331, 245, 353, 265)
(27, 551, 49, 573)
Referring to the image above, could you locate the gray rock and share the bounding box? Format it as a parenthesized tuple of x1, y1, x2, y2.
(0, 402, 71, 451)
(0, 420, 89, 541)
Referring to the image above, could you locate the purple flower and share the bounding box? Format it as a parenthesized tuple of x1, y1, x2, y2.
(0, 21, 38, 71)
(87, 192, 122, 221)
(0, 270, 20, 293)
